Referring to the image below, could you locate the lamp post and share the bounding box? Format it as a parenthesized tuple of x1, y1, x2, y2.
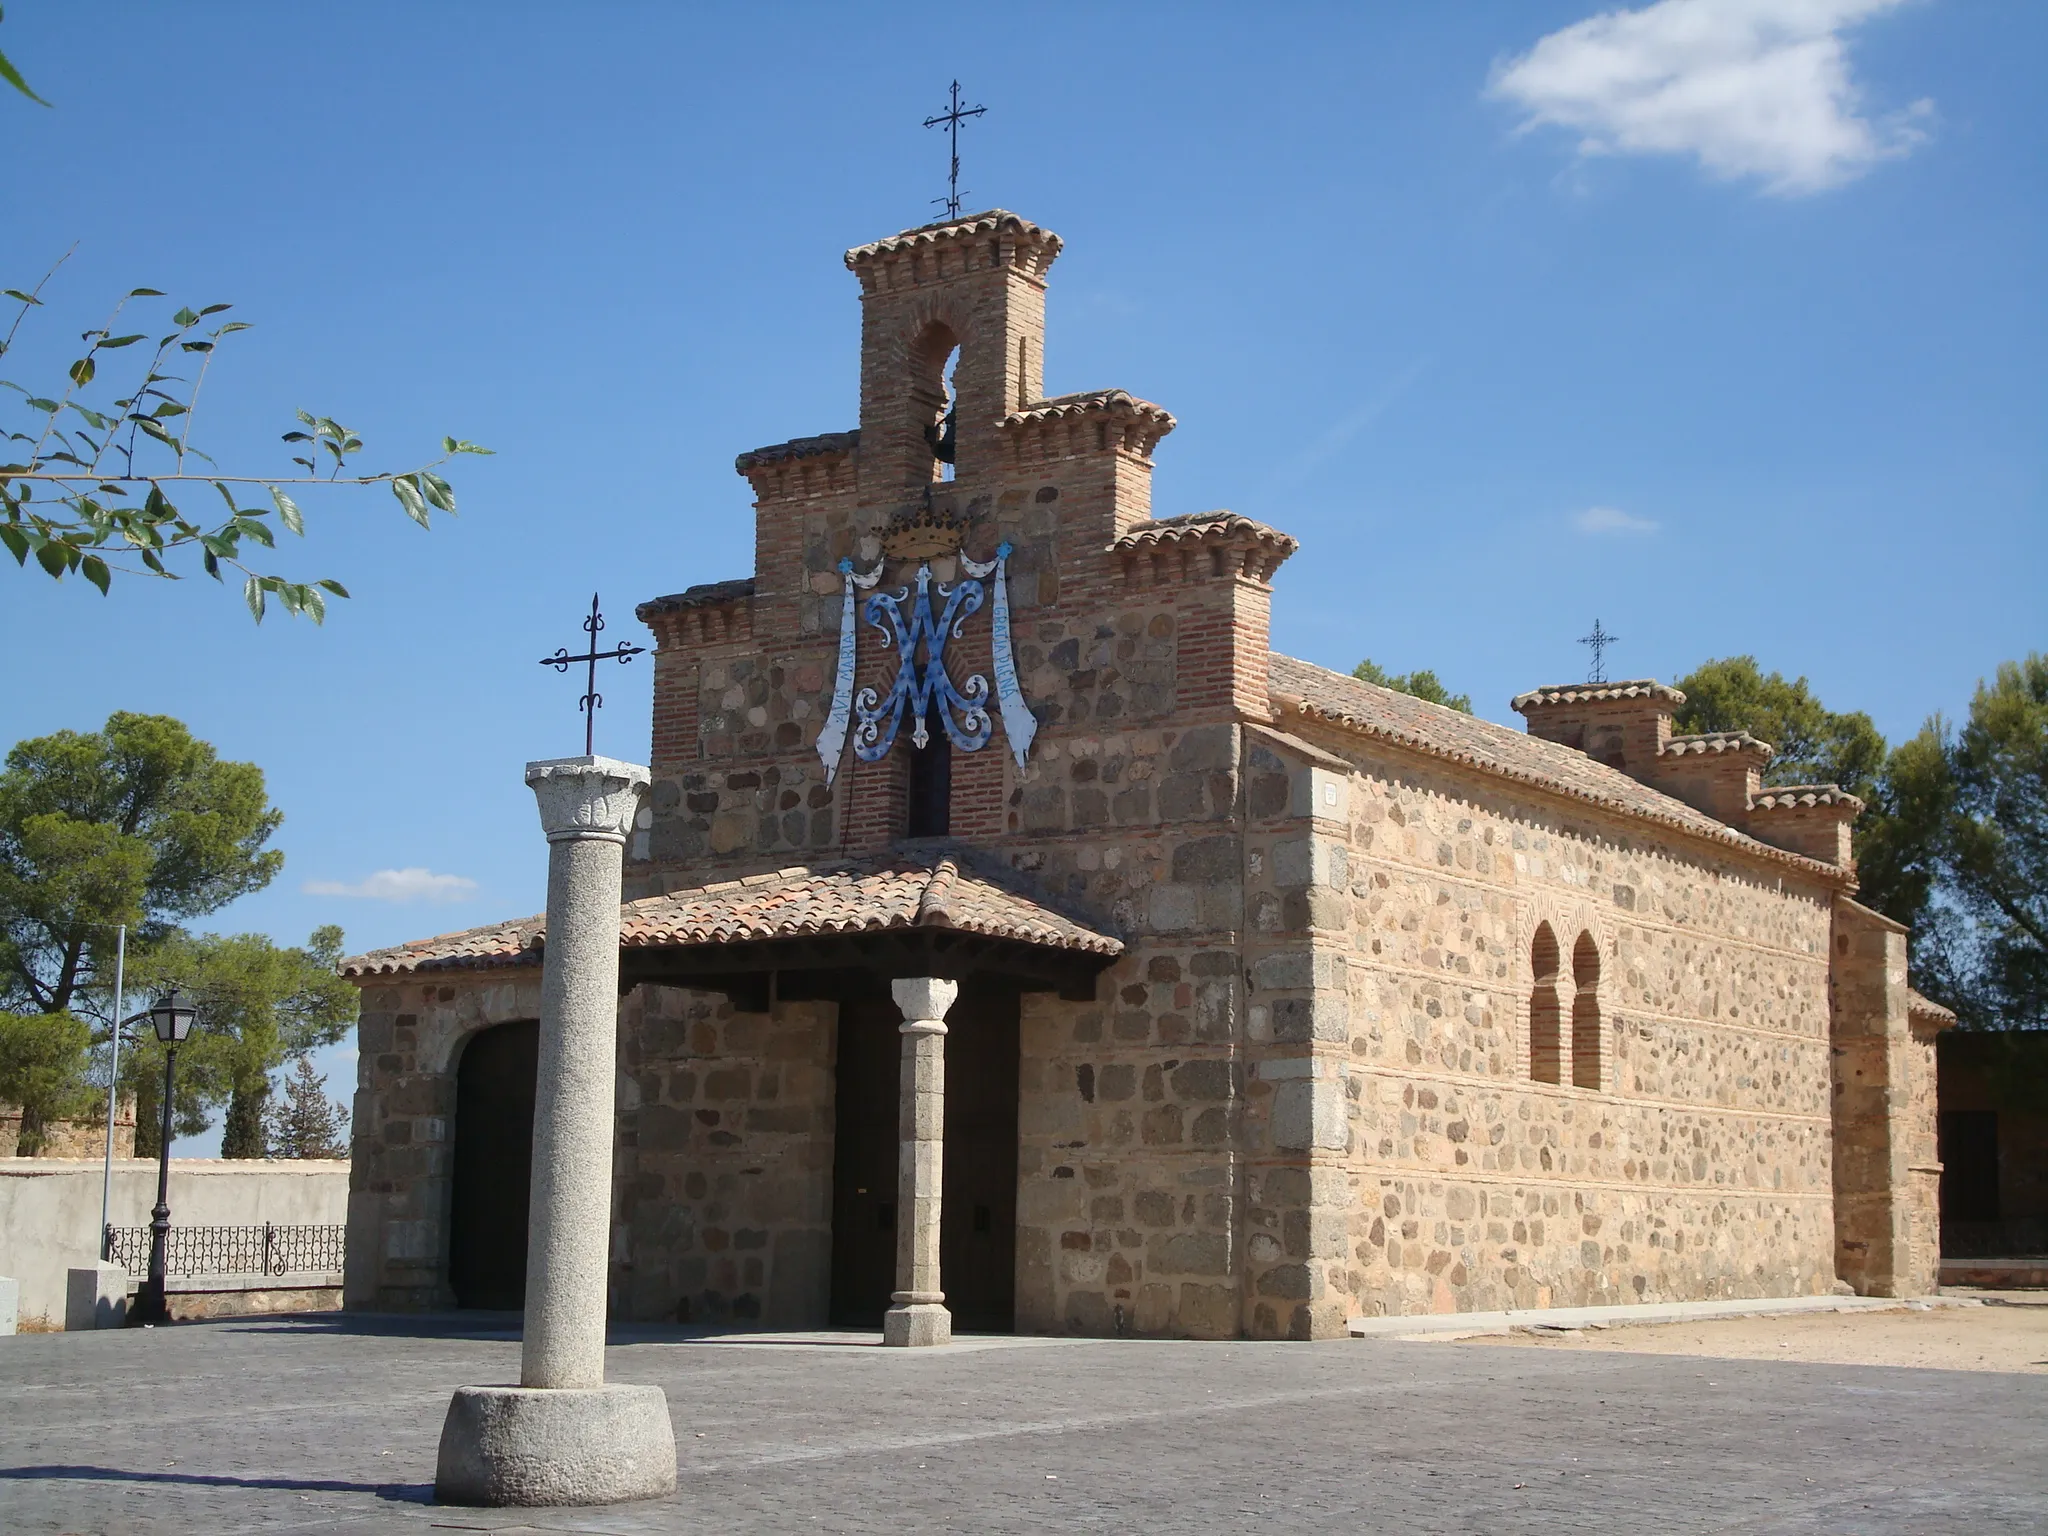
(132, 988, 197, 1326)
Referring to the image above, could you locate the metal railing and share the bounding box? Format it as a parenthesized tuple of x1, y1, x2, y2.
(103, 1222, 345, 1278)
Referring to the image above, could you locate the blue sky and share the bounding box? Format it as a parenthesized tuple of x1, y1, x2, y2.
(3, 3, 2040, 1151)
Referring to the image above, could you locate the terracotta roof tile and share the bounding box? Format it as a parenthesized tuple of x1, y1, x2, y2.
(1661, 731, 1774, 761)
(1751, 783, 1865, 813)
(637, 578, 754, 619)
(1111, 510, 1298, 557)
(1908, 988, 1957, 1025)
(340, 849, 1120, 979)
(844, 210, 1060, 266)
(1512, 680, 1686, 710)
(1004, 389, 1175, 431)
(1269, 654, 1845, 882)
(734, 431, 859, 474)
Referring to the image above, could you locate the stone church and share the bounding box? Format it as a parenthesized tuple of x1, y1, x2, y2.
(342, 209, 1949, 1340)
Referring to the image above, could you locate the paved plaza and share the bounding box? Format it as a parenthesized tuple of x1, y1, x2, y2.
(2, 1312, 2043, 1534)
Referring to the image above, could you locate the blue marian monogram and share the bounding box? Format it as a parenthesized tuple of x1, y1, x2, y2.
(815, 543, 1037, 784)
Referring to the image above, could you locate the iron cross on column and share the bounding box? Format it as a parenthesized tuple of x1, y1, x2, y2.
(539, 593, 646, 757)
(923, 80, 986, 220)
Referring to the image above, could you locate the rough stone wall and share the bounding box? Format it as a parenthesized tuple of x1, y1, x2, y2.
(1828, 900, 1946, 1298)
(0, 1095, 134, 1159)
(611, 988, 836, 1327)
(344, 973, 542, 1310)
(1267, 715, 1845, 1326)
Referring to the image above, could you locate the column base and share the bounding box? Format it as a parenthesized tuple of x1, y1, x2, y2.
(435, 1384, 677, 1506)
(883, 1301, 952, 1348)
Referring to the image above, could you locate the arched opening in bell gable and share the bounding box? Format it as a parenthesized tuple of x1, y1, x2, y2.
(908, 321, 961, 483)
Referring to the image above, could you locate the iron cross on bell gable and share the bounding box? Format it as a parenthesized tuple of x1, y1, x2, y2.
(539, 593, 646, 757)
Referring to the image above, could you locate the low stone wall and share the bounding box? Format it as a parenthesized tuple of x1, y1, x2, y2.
(0, 1158, 348, 1328)
(0, 1096, 136, 1159)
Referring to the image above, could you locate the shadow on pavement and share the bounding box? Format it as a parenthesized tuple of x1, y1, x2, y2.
(0, 1464, 433, 1503)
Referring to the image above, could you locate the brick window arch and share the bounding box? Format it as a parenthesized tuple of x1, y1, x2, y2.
(1572, 930, 1603, 1090)
(1529, 921, 1562, 1084)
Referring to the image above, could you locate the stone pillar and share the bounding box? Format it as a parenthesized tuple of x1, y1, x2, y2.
(435, 756, 676, 1508)
(883, 976, 956, 1348)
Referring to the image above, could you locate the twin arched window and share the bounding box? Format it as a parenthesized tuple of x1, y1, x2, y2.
(1529, 922, 1602, 1090)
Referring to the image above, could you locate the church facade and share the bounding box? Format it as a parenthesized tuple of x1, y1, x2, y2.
(341, 210, 1948, 1340)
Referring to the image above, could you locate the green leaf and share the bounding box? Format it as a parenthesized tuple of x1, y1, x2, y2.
(67, 357, 95, 387)
(151, 401, 187, 418)
(281, 431, 312, 443)
(35, 540, 70, 577)
(201, 549, 221, 580)
(314, 578, 350, 598)
(135, 417, 178, 446)
(172, 307, 200, 328)
(300, 585, 326, 624)
(215, 321, 251, 335)
(444, 438, 495, 456)
(24, 397, 60, 412)
(420, 471, 455, 512)
(0, 524, 27, 565)
(0, 42, 52, 107)
(233, 515, 276, 549)
(144, 484, 172, 519)
(140, 548, 167, 576)
(244, 575, 266, 623)
(99, 334, 145, 349)
(198, 304, 232, 317)
(271, 488, 303, 536)
(295, 408, 317, 427)
(392, 475, 430, 528)
(80, 554, 111, 594)
(4, 289, 43, 304)
(180, 340, 214, 354)
(199, 531, 238, 560)
(128, 288, 166, 298)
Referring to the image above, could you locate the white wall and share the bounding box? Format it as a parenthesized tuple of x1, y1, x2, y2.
(0, 1159, 348, 1328)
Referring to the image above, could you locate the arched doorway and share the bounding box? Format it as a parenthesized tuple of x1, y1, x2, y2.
(448, 1019, 539, 1309)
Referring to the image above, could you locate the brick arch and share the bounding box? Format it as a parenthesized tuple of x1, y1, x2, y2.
(1528, 920, 1562, 1084)
(1519, 897, 1611, 1089)
(1571, 928, 1603, 1090)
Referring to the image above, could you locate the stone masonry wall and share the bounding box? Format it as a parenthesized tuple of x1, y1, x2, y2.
(612, 989, 836, 1327)
(346, 973, 543, 1311)
(1273, 714, 1844, 1325)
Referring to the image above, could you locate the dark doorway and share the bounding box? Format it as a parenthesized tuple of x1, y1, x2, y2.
(448, 1019, 539, 1309)
(1940, 1109, 2001, 1225)
(828, 984, 1019, 1331)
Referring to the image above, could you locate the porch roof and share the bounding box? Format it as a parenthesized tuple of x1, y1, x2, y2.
(338, 847, 1122, 1002)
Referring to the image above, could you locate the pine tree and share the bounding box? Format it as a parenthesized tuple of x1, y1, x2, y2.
(265, 1056, 350, 1159)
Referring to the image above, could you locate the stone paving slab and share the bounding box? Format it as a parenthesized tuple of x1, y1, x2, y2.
(1347, 1291, 1977, 1340)
(0, 1312, 2042, 1533)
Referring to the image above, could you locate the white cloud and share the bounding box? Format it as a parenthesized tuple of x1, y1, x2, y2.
(302, 867, 479, 904)
(1488, 0, 1933, 195)
(1573, 505, 1661, 535)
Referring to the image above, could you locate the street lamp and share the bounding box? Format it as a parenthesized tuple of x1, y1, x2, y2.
(131, 988, 197, 1326)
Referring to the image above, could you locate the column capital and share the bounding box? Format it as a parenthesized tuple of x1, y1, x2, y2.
(891, 976, 959, 1026)
(525, 755, 650, 845)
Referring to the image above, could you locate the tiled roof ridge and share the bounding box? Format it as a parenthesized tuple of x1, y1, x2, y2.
(1003, 389, 1175, 428)
(1111, 510, 1299, 555)
(1661, 730, 1774, 760)
(1908, 988, 1957, 1024)
(339, 848, 1120, 978)
(1269, 654, 1846, 885)
(1750, 783, 1865, 812)
(1512, 680, 1686, 710)
(637, 578, 754, 618)
(734, 430, 859, 474)
(845, 210, 1058, 266)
